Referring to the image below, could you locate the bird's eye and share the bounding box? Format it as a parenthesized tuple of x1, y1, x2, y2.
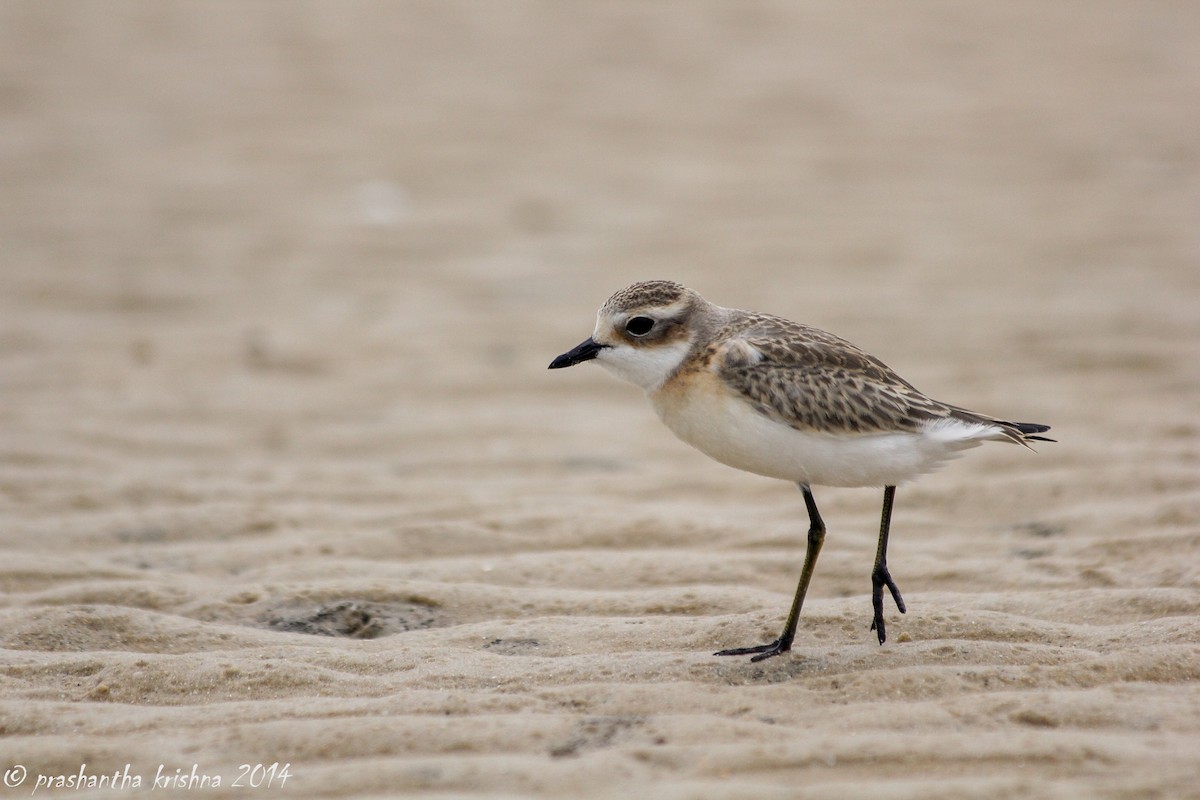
(625, 316, 655, 336)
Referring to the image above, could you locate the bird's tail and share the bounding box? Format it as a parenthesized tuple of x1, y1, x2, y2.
(1010, 421, 1054, 443)
(989, 419, 1055, 448)
(940, 403, 1054, 447)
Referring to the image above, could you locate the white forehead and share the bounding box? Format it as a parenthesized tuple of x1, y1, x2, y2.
(595, 297, 691, 328)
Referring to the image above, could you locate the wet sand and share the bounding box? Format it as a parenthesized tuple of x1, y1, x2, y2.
(2, 3, 1199, 798)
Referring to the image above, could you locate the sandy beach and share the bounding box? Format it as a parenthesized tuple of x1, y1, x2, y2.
(2, 3, 1199, 798)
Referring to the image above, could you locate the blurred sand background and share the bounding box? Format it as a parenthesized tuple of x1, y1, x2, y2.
(2, 2, 1199, 798)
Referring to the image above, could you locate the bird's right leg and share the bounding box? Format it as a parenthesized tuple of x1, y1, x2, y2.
(715, 484, 825, 662)
(869, 484, 906, 644)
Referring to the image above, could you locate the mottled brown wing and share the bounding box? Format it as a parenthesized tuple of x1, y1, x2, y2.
(712, 315, 956, 435)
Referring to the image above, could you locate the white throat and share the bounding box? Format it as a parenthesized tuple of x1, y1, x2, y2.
(595, 340, 693, 392)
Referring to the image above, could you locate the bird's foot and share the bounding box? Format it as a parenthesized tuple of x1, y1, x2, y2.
(870, 565, 906, 645)
(714, 638, 790, 662)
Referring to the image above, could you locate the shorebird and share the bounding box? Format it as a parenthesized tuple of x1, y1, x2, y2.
(549, 280, 1052, 662)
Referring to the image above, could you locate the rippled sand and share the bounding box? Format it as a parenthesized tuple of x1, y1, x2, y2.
(2, 3, 1199, 798)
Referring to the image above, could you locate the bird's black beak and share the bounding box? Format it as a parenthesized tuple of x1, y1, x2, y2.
(548, 337, 605, 369)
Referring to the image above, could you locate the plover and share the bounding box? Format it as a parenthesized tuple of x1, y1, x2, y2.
(549, 280, 1052, 662)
